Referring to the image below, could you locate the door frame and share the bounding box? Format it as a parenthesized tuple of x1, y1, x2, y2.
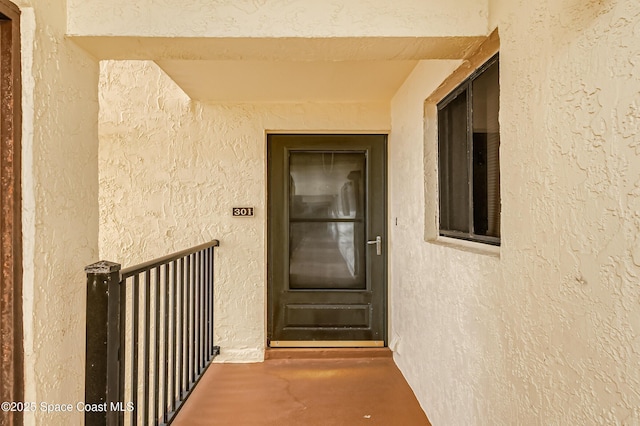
(266, 133, 388, 347)
(0, 1, 23, 425)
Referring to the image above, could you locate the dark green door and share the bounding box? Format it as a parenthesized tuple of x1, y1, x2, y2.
(268, 134, 387, 346)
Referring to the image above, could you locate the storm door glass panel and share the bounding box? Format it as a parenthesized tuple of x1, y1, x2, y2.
(289, 152, 366, 289)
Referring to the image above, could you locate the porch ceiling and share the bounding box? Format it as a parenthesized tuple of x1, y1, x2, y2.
(74, 36, 485, 102)
(155, 60, 419, 102)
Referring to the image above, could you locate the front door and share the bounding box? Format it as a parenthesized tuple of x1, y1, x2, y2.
(268, 134, 387, 347)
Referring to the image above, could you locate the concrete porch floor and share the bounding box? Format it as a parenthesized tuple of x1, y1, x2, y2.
(173, 348, 431, 425)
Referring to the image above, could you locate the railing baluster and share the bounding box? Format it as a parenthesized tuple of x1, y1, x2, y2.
(210, 248, 216, 358)
(195, 252, 199, 374)
(153, 266, 161, 425)
(187, 254, 192, 387)
(178, 258, 189, 400)
(143, 271, 151, 424)
(202, 251, 207, 368)
(205, 248, 209, 362)
(203, 249, 209, 362)
(199, 252, 202, 370)
(119, 272, 127, 426)
(201, 251, 206, 369)
(192, 252, 199, 380)
(163, 263, 170, 424)
(207, 248, 213, 360)
(205, 250, 210, 362)
(187, 253, 193, 389)
(199, 252, 203, 369)
(189, 253, 198, 380)
(171, 259, 179, 416)
(131, 275, 140, 426)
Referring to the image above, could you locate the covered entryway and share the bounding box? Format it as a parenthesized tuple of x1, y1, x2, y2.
(268, 134, 387, 347)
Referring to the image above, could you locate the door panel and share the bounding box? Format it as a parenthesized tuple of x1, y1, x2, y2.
(268, 134, 387, 345)
(285, 304, 371, 328)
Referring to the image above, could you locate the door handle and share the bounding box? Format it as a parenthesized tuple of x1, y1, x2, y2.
(367, 236, 382, 256)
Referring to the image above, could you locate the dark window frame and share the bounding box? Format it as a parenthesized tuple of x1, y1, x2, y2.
(437, 54, 500, 246)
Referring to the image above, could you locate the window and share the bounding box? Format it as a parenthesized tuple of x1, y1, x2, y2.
(438, 54, 500, 245)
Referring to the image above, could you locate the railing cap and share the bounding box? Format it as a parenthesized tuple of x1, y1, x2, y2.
(85, 260, 122, 274)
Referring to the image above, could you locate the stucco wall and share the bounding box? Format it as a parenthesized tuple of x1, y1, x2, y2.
(390, 0, 640, 424)
(21, 0, 637, 423)
(68, 0, 488, 38)
(15, 0, 100, 425)
(389, 60, 506, 424)
(98, 60, 390, 362)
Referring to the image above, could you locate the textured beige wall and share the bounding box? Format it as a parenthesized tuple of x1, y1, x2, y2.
(98, 60, 390, 362)
(68, 0, 488, 38)
(389, 60, 506, 424)
(15, 0, 100, 424)
(390, 0, 640, 424)
(496, 0, 640, 422)
(16, 0, 638, 424)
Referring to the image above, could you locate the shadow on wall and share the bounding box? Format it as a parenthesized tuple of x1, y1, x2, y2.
(550, 0, 617, 40)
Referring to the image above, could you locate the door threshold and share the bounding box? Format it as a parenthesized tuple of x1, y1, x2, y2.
(265, 347, 391, 360)
(269, 340, 385, 348)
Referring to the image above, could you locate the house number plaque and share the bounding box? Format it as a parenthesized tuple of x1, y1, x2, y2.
(232, 207, 254, 217)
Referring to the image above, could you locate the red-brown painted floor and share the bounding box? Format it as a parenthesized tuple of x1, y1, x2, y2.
(173, 349, 431, 426)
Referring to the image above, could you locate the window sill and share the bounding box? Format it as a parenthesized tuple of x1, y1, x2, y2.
(429, 235, 500, 258)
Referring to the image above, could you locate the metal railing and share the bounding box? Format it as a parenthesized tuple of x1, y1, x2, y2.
(85, 240, 220, 426)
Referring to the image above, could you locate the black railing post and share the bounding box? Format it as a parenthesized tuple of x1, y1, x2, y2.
(85, 260, 122, 426)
